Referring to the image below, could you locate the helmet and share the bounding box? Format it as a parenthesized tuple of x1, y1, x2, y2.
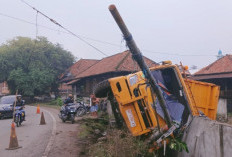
(17, 95, 22, 100)
(68, 94, 73, 98)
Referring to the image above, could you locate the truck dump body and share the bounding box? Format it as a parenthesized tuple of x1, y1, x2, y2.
(184, 79, 220, 120)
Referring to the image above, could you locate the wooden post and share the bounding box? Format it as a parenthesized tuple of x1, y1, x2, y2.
(12, 90, 18, 123)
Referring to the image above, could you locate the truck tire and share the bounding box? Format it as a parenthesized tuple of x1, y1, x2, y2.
(94, 80, 111, 98)
(108, 92, 124, 128)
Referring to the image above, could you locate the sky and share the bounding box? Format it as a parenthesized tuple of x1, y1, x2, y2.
(1, 0, 232, 73)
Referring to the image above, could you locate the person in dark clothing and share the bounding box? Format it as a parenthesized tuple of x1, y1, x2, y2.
(62, 94, 74, 115)
(64, 94, 74, 105)
(13, 95, 26, 121)
(13, 95, 25, 107)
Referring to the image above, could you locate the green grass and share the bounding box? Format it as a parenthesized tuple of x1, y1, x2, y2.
(27, 97, 64, 110)
(28, 102, 60, 110)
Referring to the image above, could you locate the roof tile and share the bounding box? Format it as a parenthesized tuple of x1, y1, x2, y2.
(75, 50, 157, 79)
(60, 59, 99, 82)
(194, 54, 232, 75)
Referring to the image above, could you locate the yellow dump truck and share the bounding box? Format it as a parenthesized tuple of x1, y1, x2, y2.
(94, 5, 222, 152)
(94, 5, 231, 156)
(94, 62, 220, 137)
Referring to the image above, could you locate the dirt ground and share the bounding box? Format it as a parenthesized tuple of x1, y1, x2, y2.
(42, 107, 81, 157)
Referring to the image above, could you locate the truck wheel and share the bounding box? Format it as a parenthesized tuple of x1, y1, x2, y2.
(108, 92, 124, 128)
(94, 80, 111, 98)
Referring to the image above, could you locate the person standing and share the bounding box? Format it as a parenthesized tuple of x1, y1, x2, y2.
(90, 94, 99, 118)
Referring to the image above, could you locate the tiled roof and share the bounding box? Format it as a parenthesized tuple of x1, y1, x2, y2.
(60, 59, 99, 82)
(75, 50, 157, 79)
(194, 54, 232, 76)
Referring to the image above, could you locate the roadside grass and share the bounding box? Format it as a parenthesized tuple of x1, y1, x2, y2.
(78, 115, 109, 140)
(28, 98, 62, 110)
(88, 129, 152, 157)
(77, 114, 154, 157)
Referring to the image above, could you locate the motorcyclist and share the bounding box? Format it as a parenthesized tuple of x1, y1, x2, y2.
(62, 94, 74, 114)
(64, 94, 74, 105)
(13, 95, 26, 121)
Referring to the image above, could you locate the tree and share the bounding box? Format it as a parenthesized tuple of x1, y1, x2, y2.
(0, 36, 75, 97)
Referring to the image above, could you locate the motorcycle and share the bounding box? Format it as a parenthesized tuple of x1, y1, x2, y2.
(14, 106, 25, 127)
(59, 103, 77, 124)
(75, 102, 88, 117)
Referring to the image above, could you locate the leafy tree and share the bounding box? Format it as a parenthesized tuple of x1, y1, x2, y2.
(0, 36, 75, 97)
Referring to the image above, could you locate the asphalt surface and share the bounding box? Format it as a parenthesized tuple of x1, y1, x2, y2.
(0, 106, 53, 157)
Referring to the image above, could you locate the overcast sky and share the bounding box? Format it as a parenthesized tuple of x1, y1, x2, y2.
(1, 0, 232, 73)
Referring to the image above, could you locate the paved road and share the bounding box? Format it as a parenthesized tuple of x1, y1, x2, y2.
(0, 106, 54, 157)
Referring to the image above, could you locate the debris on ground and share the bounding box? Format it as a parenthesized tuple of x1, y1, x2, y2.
(77, 114, 154, 157)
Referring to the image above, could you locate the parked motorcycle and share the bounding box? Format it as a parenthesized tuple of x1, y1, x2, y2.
(14, 106, 25, 127)
(59, 103, 77, 124)
(75, 102, 88, 117)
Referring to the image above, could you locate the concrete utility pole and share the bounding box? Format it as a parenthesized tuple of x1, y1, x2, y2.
(108, 4, 172, 127)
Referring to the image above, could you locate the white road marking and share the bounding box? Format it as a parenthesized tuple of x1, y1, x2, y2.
(42, 109, 56, 157)
(31, 106, 56, 157)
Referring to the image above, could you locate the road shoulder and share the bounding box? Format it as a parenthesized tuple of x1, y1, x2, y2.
(40, 106, 80, 157)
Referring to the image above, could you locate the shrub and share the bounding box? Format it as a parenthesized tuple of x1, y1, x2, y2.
(48, 97, 63, 106)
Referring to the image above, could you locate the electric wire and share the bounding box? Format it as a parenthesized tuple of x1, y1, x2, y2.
(20, 0, 108, 57)
(0, 12, 68, 34)
(0, 11, 217, 57)
(0, 12, 120, 48)
(35, 11, 38, 39)
(143, 49, 216, 57)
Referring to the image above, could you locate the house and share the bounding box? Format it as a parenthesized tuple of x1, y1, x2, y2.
(59, 59, 99, 97)
(0, 81, 10, 96)
(66, 50, 157, 99)
(193, 54, 232, 116)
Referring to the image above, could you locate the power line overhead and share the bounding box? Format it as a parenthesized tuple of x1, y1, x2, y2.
(20, 0, 108, 57)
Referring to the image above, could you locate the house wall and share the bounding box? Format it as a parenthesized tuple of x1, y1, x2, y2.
(72, 72, 131, 98)
(195, 78, 232, 113)
(58, 83, 72, 99)
(217, 98, 227, 119)
(0, 81, 10, 96)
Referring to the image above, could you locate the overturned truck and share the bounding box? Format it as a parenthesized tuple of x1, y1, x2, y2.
(94, 4, 232, 157)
